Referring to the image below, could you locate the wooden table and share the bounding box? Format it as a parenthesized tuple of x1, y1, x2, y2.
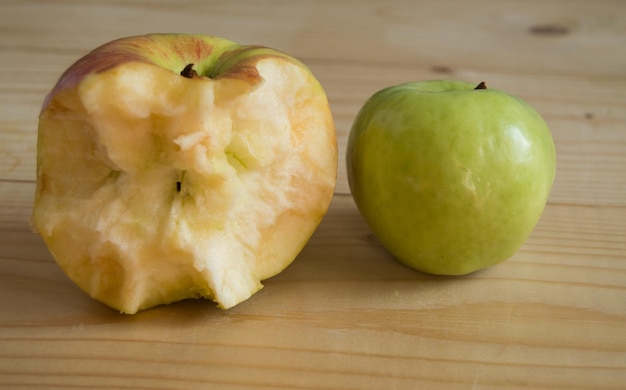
(1, 1, 625, 388)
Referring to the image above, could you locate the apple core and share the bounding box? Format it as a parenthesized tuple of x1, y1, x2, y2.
(32, 34, 338, 313)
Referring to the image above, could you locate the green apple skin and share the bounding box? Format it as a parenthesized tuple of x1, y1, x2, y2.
(346, 80, 556, 275)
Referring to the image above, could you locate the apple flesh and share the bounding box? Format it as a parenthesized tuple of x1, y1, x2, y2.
(346, 80, 555, 275)
(31, 34, 337, 313)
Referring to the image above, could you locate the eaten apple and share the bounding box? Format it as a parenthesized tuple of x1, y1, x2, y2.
(31, 33, 337, 313)
(346, 80, 555, 275)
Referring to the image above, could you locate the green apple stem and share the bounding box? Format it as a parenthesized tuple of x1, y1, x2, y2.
(474, 81, 487, 90)
(180, 63, 198, 78)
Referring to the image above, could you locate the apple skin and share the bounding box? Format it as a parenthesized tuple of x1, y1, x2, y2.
(32, 34, 337, 313)
(346, 80, 556, 275)
(42, 34, 298, 108)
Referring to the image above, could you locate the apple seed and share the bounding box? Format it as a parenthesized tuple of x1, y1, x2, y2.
(176, 170, 186, 194)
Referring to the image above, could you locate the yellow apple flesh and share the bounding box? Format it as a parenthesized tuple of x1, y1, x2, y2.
(31, 34, 337, 313)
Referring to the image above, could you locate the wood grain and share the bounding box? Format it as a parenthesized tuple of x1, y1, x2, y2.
(1, 0, 625, 389)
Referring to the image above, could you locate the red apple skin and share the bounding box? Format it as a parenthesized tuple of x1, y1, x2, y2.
(43, 34, 301, 110)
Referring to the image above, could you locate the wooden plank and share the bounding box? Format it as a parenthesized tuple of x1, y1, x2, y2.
(1, 185, 625, 387)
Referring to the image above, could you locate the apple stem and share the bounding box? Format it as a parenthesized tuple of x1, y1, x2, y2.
(474, 81, 487, 90)
(180, 64, 198, 78)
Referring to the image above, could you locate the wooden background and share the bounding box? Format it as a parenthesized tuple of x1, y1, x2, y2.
(1, 0, 625, 388)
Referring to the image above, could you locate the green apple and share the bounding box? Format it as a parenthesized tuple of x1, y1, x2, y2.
(31, 34, 337, 313)
(346, 80, 555, 275)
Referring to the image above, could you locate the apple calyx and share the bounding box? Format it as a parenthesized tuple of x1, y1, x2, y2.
(474, 81, 487, 90)
(180, 63, 199, 78)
